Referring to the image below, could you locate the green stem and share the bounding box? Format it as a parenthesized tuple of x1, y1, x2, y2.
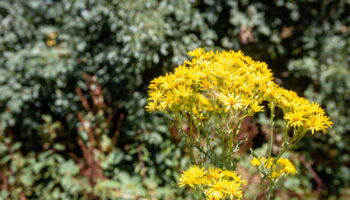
(266, 182, 274, 200)
(229, 119, 242, 169)
(253, 176, 266, 200)
(267, 178, 280, 200)
(226, 121, 234, 169)
(290, 129, 306, 146)
(194, 145, 211, 161)
(219, 112, 229, 169)
(268, 102, 275, 160)
(176, 114, 196, 164)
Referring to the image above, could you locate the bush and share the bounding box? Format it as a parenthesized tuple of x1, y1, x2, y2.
(0, 0, 349, 199)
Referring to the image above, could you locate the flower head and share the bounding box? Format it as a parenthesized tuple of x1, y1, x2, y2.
(147, 48, 332, 135)
(284, 110, 306, 128)
(251, 157, 297, 179)
(179, 165, 207, 187)
(179, 166, 246, 200)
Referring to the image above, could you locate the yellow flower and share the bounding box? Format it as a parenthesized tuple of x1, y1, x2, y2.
(145, 101, 158, 112)
(162, 91, 179, 108)
(210, 179, 230, 192)
(174, 85, 193, 97)
(207, 179, 243, 200)
(187, 48, 204, 57)
(178, 165, 207, 187)
(225, 181, 244, 199)
(251, 157, 297, 179)
(250, 102, 264, 113)
(207, 168, 223, 180)
(250, 157, 260, 166)
(284, 110, 306, 128)
(201, 51, 215, 59)
(217, 93, 245, 111)
(305, 114, 333, 134)
(179, 165, 246, 199)
(222, 170, 247, 185)
(148, 90, 164, 101)
(279, 159, 297, 175)
(206, 189, 224, 200)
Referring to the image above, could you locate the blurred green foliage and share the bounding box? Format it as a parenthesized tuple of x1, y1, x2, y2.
(0, 0, 349, 199)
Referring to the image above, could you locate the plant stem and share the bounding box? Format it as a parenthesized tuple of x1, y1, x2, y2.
(176, 115, 196, 164)
(266, 180, 276, 200)
(253, 176, 266, 200)
(268, 102, 275, 160)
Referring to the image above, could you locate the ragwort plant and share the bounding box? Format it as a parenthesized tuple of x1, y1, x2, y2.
(146, 48, 332, 200)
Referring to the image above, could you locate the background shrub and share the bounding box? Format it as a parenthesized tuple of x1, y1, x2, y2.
(0, 0, 349, 199)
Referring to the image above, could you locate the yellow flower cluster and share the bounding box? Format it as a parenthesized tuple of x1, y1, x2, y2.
(251, 157, 297, 179)
(265, 83, 333, 134)
(147, 48, 272, 117)
(146, 48, 332, 134)
(179, 165, 247, 200)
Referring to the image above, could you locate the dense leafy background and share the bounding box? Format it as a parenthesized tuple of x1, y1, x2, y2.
(0, 0, 349, 199)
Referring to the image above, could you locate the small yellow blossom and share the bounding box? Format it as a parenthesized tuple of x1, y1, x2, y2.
(217, 93, 245, 111)
(250, 102, 264, 113)
(187, 48, 204, 57)
(179, 165, 207, 187)
(207, 168, 223, 179)
(305, 114, 333, 134)
(251, 157, 297, 179)
(250, 157, 260, 166)
(179, 166, 246, 200)
(145, 101, 158, 112)
(284, 110, 306, 128)
(206, 189, 223, 200)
